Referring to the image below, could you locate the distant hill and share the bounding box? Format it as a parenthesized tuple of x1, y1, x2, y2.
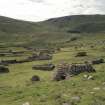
(0, 16, 50, 34)
(44, 15, 105, 33)
(0, 15, 105, 47)
(1, 15, 105, 34)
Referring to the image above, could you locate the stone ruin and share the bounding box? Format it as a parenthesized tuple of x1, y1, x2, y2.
(27, 52, 52, 61)
(0, 50, 25, 57)
(53, 63, 68, 81)
(0, 59, 17, 65)
(91, 58, 104, 64)
(68, 64, 95, 75)
(38, 52, 52, 60)
(0, 59, 30, 65)
(75, 52, 87, 57)
(32, 63, 55, 71)
(36, 49, 55, 54)
(53, 63, 96, 81)
(0, 52, 53, 65)
(0, 66, 9, 73)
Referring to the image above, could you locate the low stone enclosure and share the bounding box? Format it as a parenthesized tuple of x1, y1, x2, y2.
(54, 63, 96, 81)
(0, 60, 18, 65)
(0, 53, 53, 65)
(91, 58, 104, 64)
(0, 50, 25, 57)
(28, 53, 52, 61)
(0, 66, 9, 73)
(32, 63, 55, 71)
(75, 52, 87, 57)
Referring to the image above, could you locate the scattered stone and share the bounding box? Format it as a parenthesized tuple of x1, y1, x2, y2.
(22, 102, 30, 105)
(102, 82, 105, 85)
(93, 87, 100, 90)
(31, 75, 40, 82)
(87, 75, 94, 80)
(83, 74, 89, 78)
(83, 75, 94, 80)
(62, 103, 69, 105)
(72, 83, 75, 86)
(90, 92, 95, 94)
(103, 87, 105, 90)
(71, 96, 81, 102)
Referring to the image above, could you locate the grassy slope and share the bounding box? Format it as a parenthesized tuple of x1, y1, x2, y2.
(44, 15, 105, 32)
(0, 34, 105, 105)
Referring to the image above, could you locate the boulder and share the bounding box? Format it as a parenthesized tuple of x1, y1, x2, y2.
(83, 74, 89, 78)
(22, 102, 30, 105)
(0, 66, 9, 73)
(83, 75, 94, 80)
(71, 96, 81, 102)
(31, 75, 40, 82)
(87, 75, 94, 80)
(93, 87, 100, 90)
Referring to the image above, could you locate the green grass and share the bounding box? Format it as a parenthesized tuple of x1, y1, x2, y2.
(0, 33, 105, 105)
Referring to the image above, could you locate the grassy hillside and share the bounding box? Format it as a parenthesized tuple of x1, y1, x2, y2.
(0, 15, 105, 48)
(0, 16, 44, 34)
(0, 34, 105, 105)
(44, 15, 105, 32)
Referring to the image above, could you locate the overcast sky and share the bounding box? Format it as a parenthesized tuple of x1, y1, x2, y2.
(0, 0, 105, 21)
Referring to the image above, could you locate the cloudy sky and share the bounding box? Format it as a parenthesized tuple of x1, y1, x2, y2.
(0, 0, 105, 21)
